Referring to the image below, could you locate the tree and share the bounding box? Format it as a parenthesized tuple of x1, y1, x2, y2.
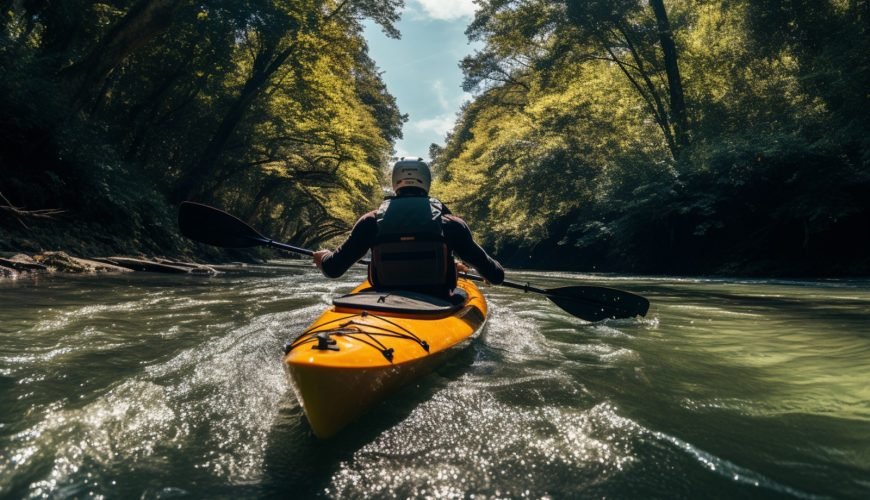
(173, 0, 403, 202)
(463, 0, 691, 161)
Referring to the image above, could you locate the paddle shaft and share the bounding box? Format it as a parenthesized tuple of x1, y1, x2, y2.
(254, 236, 542, 295)
(255, 236, 315, 257)
(257, 243, 561, 299)
(256, 238, 570, 307)
(459, 272, 547, 294)
(266, 243, 529, 295)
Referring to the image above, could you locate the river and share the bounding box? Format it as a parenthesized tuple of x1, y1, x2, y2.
(1, 262, 868, 498)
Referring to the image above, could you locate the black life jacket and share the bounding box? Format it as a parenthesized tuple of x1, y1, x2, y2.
(369, 195, 455, 292)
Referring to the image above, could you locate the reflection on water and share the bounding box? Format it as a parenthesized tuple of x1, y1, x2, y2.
(1, 263, 868, 498)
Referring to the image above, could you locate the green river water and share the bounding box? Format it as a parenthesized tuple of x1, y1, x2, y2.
(1, 262, 868, 498)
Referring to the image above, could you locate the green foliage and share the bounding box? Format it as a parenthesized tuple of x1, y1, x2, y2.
(0, 0, 406, 257)
(435, 0, 870, 275)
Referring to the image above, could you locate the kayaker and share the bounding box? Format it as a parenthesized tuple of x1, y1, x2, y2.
(312, 157, 504, 298)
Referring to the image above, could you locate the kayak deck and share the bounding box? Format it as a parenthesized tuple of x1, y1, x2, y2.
(283, 278, 487, 438)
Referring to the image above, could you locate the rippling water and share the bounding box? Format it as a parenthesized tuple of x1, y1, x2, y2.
(1, 263, 868, 498)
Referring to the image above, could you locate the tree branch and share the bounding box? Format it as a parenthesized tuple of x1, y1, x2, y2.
(0, 192, 66, 229)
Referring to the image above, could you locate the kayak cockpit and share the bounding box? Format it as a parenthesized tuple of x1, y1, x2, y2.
(331, 288, 468, 315)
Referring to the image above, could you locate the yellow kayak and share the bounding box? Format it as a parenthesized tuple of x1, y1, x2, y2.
(282, 278, 488, 438)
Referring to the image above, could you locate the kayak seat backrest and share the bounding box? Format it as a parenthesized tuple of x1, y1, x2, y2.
(333, 288, 468, 315)
(371, 240, 452, 289)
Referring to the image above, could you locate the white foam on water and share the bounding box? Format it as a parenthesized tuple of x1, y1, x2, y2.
(1, 295, 320, 496)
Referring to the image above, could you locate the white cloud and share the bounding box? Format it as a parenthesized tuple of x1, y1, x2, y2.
(408, 0, 478, 21)
(432, 80, 450, 110)
(411, 113, 456, 137)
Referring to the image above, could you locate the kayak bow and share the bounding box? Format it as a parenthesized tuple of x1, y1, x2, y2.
(283, 277, 487, 438)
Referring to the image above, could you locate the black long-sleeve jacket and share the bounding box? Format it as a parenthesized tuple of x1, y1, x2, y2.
(320, 201, 504, 287)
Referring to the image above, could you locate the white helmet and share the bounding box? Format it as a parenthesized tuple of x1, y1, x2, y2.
(391, 158, 431, 193)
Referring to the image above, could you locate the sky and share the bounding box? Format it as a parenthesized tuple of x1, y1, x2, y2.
(363, 0, 481, 162)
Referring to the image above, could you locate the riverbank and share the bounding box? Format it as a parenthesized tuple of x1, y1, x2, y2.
(0, 251, 225, 279)
(0, 219, 270, 280)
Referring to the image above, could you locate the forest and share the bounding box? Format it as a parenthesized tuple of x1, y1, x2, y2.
(1, 0, 868, 275)
(0, 0, 405, 259)
(432, 0, 869, 275)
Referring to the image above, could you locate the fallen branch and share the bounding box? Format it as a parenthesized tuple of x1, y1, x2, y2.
(0, 192, 66, 229)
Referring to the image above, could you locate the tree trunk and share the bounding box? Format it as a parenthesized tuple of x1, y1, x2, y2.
(172, 43, 297, 202)
(606, 27, 678, 158)
(63, 0, 181, 110)
(649, 0, 689, 154)
(243, 176, 285, 224)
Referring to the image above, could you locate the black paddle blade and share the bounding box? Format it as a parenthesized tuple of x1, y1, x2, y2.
(178, 202, 268, 248)
(546, 286, 650, 321)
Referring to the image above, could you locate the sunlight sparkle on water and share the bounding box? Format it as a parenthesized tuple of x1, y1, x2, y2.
(327, 387, 639, 498)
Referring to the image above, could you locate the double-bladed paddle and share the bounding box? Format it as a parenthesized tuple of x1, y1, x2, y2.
(178, 201, 650, 321)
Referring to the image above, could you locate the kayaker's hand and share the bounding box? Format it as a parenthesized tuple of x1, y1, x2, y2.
(456, 261, 492, 285)
(313, 250, 331, 269)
